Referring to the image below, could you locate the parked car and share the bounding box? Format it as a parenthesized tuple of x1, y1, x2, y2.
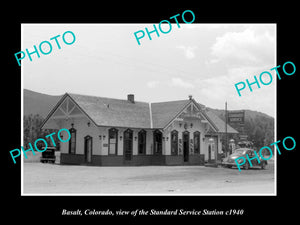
(222, 148, 267, 170)
(40, 147, 56, 163)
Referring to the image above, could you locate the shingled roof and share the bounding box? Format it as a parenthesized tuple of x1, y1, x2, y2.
(205, 109, 238, 133)
(151, 100, 190, 128)
(47, 93, 238, 133)
(69, 93, 151, 128)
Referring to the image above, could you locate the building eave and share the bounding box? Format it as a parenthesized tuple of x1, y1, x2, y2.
(41, 93, 98, 130)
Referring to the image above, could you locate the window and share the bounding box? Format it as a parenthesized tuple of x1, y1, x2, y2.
(124, 129, 133, 160)
(194, 131, 200, 154)
(153, 130, 162, 154)
(108, 128, 118, 155)
(171, 130, 178, 155)
(68, 128, 76, 154)
(138, 130, 146, 154)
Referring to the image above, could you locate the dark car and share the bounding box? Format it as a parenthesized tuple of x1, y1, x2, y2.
(40, 147, 56, 163)
(222, 148, 267, 170)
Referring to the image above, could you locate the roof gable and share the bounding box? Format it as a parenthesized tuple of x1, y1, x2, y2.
(41, 94, 97, 129)
(151, 100, 190, 128)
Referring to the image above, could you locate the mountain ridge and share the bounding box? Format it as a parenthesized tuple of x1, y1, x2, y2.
(23, 88, 274, 119)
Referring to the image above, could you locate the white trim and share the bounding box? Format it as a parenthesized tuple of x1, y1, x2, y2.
(149, 102, 153, 129)
(163, 101, 191, 129)
(41, 94, 98, 129)
(68, 104, 76, 114)
(164, 100, 218, 133)
(52, 114, 85, 119)
(60, 98, 68, 114)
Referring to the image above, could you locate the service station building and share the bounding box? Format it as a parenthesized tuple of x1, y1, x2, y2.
(41, 93, 237, 166)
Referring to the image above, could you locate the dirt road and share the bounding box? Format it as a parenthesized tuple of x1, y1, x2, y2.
(23, 160, 275, 195)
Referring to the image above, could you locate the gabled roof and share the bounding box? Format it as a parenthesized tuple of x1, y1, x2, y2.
(151, 100, 190, 128)
(68, 93, 151, 129)
(205, 109, 238, 133)
(42, 92, 238, 134)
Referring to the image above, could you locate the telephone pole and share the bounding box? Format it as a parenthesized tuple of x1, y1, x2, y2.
(225, 101, 228, 157)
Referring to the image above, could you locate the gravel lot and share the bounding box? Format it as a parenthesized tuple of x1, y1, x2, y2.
(23, 158, 275, 195)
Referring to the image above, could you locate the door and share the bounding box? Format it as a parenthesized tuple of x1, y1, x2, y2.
(124, 129, 133, 161)
(208, 145, 211, 161)
(183, 131, 189, 162)
(84, 136, 92, 163)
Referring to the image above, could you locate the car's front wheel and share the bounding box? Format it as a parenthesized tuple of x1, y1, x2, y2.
(261, 162, 266, 169)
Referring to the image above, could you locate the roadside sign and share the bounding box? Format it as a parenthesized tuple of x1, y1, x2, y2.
(228, 110, 245, 124)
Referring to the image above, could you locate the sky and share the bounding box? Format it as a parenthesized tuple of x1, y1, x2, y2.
(22, 23, 276, 117)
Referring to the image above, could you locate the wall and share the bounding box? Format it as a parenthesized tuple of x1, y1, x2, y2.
(97, 127, 154, 156)
(203, 135, 222, 161)
(163, 118, 207, 156)
(59, 117, 100, 156)
(58, 115, 218, 166)
(60, 118, 156, 158)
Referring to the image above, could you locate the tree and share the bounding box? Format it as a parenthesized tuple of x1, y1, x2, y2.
(23, 114, 60, 150)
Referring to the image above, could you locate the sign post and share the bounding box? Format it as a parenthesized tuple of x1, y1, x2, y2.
(225, 102, 228, 157)
(227, 110, 246, 141)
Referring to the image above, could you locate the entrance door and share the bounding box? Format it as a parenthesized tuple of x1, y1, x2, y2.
(124, 129, 133, 161)
(84, 136, 92, 163)
(208, 145, 211, 161)
(183, 131, 189, 162)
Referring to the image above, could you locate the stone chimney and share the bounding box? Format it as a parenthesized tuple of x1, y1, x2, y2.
(127, 94, 135, 103)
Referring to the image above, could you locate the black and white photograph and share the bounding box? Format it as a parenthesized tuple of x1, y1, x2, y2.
(21, 23, 276, 195)
(4, 4, 298, 224)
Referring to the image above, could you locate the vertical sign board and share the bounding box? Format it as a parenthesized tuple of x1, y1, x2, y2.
(227, 110, 246, 140)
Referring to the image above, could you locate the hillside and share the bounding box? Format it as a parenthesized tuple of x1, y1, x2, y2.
(208, 108, 274, 148)
(23, 89, 62, 117)
(208, 108, 274, 121)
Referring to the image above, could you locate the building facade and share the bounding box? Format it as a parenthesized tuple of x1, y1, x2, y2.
(41, 93, 237, 166)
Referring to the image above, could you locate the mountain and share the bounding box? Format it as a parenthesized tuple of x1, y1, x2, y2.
(208, 108, 274, 121)
(207, 107, 274, 148)
(23, 89, 62, 118)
